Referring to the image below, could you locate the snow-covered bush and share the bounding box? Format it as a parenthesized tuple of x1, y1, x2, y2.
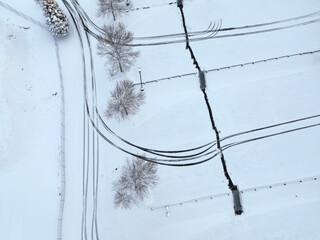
(105, 80, 145, 121)
(37, 0, 69, 37)
(113, 156, 158, 209)
(97, 22, 140, 77)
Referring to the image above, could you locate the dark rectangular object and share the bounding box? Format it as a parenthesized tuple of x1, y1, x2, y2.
(199, 70, 206, 90)
(177, 0, 183, 8)
(232, 185, 243, 215)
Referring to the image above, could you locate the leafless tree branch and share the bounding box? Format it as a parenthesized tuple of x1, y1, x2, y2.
(105, 80, 145, 121)
(97, 22, 140, 77)
(112, 156, 159, 209)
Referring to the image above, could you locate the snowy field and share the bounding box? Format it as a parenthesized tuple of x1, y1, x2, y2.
(1, 0, 320, 239)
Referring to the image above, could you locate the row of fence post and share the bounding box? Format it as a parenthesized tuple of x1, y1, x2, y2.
(151, 175, 320, 215)
(126, 1, 177, 12)
(55, 38, 66, 240)
(133, 49, 320, 86)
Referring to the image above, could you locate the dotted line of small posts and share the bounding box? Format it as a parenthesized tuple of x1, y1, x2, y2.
(54, 38, 66, 240)
(150, 175, 320, 216)
(127, 1, 177, 12)
(133, 49, 320, 87)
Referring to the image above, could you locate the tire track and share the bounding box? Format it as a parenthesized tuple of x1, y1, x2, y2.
(66, 0, 320, 168)
(134, 10, 320, 40)
(69, 0, 320, 47)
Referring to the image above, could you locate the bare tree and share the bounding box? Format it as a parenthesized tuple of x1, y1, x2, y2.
(37, 0, 69, 37)
(113, 156, 159, 209)
(97, 0, 130, 21)
(128, 158, 159, 201)
(97, 22, 140, 77)
(113, 187, 137, 209)
(105, 80, 145, 121)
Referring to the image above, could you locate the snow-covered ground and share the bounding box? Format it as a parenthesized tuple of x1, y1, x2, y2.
(0, 5, 60, 239)
(1, 0, 320, 239)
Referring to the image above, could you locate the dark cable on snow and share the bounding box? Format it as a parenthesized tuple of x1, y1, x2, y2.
(177, 1, 241, 212)
(63, 0, 320, 168)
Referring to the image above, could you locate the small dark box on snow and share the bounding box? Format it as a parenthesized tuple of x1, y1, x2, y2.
(232, 185, 243, 215)
(199, 70, 207, 90)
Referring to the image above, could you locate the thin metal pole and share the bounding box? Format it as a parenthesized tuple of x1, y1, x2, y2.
(138, 65, 144, 91)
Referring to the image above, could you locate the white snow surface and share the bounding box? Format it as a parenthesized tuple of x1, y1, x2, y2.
(1, 0, 320, 239)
